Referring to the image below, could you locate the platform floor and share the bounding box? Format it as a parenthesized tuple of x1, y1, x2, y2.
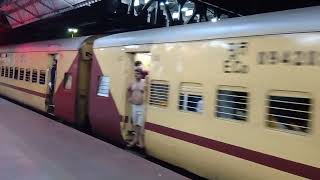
(0, 98, 187, 180)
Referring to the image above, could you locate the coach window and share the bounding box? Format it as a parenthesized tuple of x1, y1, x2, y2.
(0, 66, 3, 77)
(19, 68, 24, 80)
(267, 91, 311, 134)
(179, 83, 203, 113)
(25, 69, 31, 81)
(149, 80, 169, 107)
(9, 67, 13, 78)
(39, 70, 46, 85)
(32, 69, 38, 83)
(97, 76, 110, 97)
(216, 87, 248, 121)
(14, 67, 18, 80)
(64, 73, 72, 90)
(5, 67, 8, 77)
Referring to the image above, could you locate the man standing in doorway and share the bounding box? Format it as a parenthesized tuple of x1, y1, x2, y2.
(49, 59, 57, 94)
(47, 59, 57, 113)
(127, 68, 146, 149)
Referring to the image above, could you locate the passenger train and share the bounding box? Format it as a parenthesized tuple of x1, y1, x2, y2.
(0, 6, 319, 179)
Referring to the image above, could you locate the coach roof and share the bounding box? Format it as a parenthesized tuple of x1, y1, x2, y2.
(94, 6, 320, 48)
(0, 36, 90, 53)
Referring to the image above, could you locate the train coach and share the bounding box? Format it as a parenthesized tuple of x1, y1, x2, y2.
(0, 6, 319, 179)
(0, 36, 96, 127)
(92, 6, 320, 179)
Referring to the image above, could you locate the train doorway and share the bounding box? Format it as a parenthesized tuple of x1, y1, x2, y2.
(46, 54, 58, 114)
(75, 45, 93, 128)
(122, 52, 151, 147)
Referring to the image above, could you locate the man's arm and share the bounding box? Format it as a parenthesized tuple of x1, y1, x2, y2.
(127, 82, 132, 101)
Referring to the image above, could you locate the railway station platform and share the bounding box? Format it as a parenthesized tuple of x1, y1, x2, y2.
(0, 98, 187, 180)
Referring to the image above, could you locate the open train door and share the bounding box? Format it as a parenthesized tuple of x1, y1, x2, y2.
(121, 53, 135, 142)
(88, 48, 151, 146)
(75, 42, 94, 128)
(121, 52, 152, 143)
(46, 53, 58, 114)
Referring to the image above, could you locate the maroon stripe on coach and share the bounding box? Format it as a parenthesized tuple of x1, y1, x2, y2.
(0, 82, 46, 98)
(145, 122, 320, 179)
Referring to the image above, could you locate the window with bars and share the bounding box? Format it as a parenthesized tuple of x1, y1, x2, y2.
(216, 88, 248, 121)
(5, 67, 8, 77)
(267, 93, 311, 133)
(179, 83, 203, 113)
(39, 70, 46, 85)
(25, 69, 30, 81)
(149, 80, 169, 107)
(97, 76, 110, 97)
(32, 69, 38, 83)
(19, 68, 24, 80)
(9, 67, 13, 78)
(0, 66, 3, 77)
(14, 67, 18, 80)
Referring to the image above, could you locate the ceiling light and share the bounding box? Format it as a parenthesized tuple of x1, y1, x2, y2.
(172, 12, 179, 19)
(211, 17, 218, 22)
(185, 10, 193, 16)
(181, 7, 188, 12)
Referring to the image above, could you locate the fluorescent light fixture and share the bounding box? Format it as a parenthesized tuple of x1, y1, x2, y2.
(68, 28, 78, 33)
(181, 7, 188, 12)
(135, 0, 150, 6)
(185, 9, 193, 16)
(211, 17, 218, 22)
(172, 12, 179, 19)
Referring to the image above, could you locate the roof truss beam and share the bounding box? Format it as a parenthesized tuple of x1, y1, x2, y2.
(14, 1, 38, 17)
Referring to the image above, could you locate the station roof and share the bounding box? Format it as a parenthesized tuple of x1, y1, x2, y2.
(0, 0, 319, 45)
(200, 0, 320, 15)
(0, 0, 319, 30)
(0, 0, 103, 28)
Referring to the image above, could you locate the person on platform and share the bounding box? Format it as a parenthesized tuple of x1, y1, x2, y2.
(127, 69, 147, 148)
